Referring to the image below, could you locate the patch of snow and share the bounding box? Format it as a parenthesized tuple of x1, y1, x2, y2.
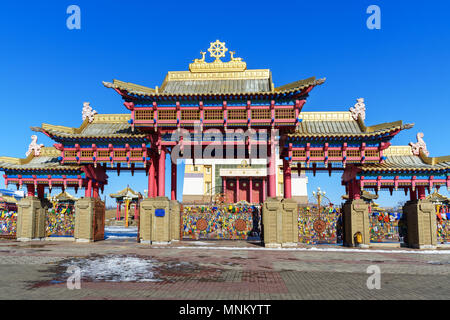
(187, 241, 216, 245)
(62, 255, 160, 282)
(105, 235, 137, 239)
(150, 245, 450, 255)
(105, 226, 138, 233)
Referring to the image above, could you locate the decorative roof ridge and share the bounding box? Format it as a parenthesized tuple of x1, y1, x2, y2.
(419, 150, 450, 166)
(383, 145, 414, 156)
(103, 79, 156, 95)
(92, 114, 131, 124)
(364, 120, 413, 133)
(0, 147, 60, 166)
(35, 114, 132, 135)
(300, 111, 354, 121)
(37, 119, 89, 135)
(274, 77, 325, 93)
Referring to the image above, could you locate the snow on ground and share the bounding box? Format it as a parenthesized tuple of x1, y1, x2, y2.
(152, 245, 450, 255)
(105, 226, 138, 233)
(104, 226, 137, 239)
(61, 255, 159, 282)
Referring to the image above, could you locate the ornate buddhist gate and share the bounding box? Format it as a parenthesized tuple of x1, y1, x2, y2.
(46, 203, 76, 237)
(368, 210, 401, 243)
(0, 212, 16, 239)
(181, 203, 261, 241)
(298, 205, 340, 244)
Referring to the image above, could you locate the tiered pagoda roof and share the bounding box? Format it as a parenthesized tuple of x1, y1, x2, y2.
(110, 186, 141, 200)
(103, 76, 325, 100)
(32, 114, 148, 142)
(287, 112, 413, 140)
(357, 146, 450, 173)
(53, 191, 78, 202)
(0, 147, 81, 172)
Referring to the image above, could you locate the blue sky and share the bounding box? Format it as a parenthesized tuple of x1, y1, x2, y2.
(0, 0, 449, 206)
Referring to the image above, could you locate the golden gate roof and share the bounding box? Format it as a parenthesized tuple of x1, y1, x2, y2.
(103, 40, 325, 98)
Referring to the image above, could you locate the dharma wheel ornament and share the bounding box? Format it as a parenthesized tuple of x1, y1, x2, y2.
(235, 219, 246, 232)
(313, 219, 326, 233)
(208, 40, 228, 61)
(196, 218, 208, 231)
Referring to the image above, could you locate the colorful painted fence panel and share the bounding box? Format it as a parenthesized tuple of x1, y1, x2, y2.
(46, 204, 75, 237)
(182, 203, 261, 240)
(0, 210, 17, 238)
(298, 206, 340, 244)
(369, 211, 401, 243)
(436, 206, 450, 243)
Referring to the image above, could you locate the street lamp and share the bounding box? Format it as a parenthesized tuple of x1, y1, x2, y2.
(312, 187, 326, 211)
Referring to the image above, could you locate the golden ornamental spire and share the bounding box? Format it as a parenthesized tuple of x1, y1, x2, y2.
(189, 40, 247, 73)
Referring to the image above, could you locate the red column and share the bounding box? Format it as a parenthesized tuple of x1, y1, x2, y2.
(93, 185, 99, 198)
(171, 161, 177, 200)
(262, 178, 266, 202)
(222, 177, 226, 194)
(249, 178, 253, 203)
(85, 179, 92, 198)
(148, 157, 156, 198)
(283, 159, 292, 199)
(409, 187, 417, 201)
(417, 186, 426, 200)
(116, 203, 120, 220)
(26, 184, 35, 197)
(268, 145, 277, 198)
(37, 185, 45, 199)
(236, 178, 239, 203)
(158, 148, 166, 197)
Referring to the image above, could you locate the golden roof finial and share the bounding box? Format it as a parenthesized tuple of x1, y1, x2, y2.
(189, 40, 247, 73)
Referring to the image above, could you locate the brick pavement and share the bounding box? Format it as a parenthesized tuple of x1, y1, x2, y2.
(0, 239, 449, 300)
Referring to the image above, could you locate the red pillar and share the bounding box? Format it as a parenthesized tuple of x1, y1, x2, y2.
(158, 148, 166, 197)
(171, 161, 177, 200)
(409, 187, 417, 201)
(222, 177, 226, 194)
(134, 203, 138, 219)
(85, 179, 92, 198)
(417, 186, 426, 200)
(249, 178, 253, 203)
(262, 178, 266, 202)
(148, 157, 156, 197)
(268, 145, 277, 198)
(236, 178, 239, 203)
(26, 184, 35, 197)
(37, 185, 45, 199)
(116, 202, 120, 220)
(93, 183, 99, 198)
(283, 159, 292, 199)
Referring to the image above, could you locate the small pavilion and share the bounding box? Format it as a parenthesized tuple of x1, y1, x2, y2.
(110, 186, 142, 221)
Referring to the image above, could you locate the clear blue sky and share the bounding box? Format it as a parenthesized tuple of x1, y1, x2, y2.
(1, 0, 449, 207)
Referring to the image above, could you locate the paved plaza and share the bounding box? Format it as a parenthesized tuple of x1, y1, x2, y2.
(0, 238, 449, 300)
